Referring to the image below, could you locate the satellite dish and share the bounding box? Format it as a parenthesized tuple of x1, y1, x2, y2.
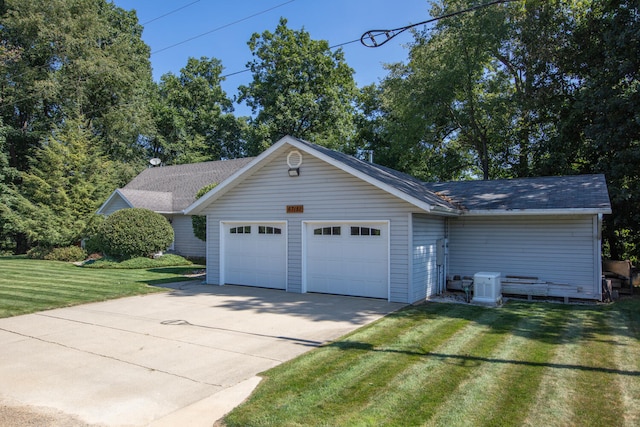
(149, 158, 161, 166)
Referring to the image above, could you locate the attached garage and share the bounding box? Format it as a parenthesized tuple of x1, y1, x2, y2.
(221, 222, 287, 289)
(185, 136, 611, 304)
(303, 221, 389, 299)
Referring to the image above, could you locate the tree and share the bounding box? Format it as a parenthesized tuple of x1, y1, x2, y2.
(239, 18, 359, 152)
(0, 0, 155, 166)
(536, 0, 640, 260)
(150, 57, 248, 164)
(18, 115, 119, 249)
(0, 0, 155, 252)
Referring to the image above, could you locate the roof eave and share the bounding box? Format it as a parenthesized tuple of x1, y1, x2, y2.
(463, 207, 612, 216)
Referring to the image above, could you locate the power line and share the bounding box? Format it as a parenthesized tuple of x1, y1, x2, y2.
(141, 0, 202, 26)
(151, 0, 296, 55)
(361, 0, 515, 47)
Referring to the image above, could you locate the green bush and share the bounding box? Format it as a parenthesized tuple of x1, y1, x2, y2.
(26, 246, 51, 260)
(97, 208, 174, 260)
(44, 246, 87, 262)
(192, 182, 218, 241)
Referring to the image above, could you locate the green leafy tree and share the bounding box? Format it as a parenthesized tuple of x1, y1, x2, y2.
(0, 0, 155, 167)
(239, 18, 358, 152)
(150, 57, 248, 164)
(97, 208, 174, 259)
(534, 0, 640, 260)
(191, 183, 218, 241)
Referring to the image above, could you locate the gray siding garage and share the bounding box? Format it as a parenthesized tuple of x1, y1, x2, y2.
(186, 136, 611, 304)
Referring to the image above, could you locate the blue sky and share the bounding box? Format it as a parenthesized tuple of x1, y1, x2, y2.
(112, 0, 432, 114)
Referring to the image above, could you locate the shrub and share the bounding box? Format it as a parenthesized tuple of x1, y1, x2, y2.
(83, 254, 192, 269)
(44, 246, 87, 262)
(192, 182, 218, 241)
(97, 208, 174, 260)
(26, 246, 51, 260)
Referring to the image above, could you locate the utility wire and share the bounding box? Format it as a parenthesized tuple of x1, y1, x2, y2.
(361, 0, 515, 47)
(151, 0, 296, 55)
(140, 0, 200, 26)
(141, 0, 202, 26)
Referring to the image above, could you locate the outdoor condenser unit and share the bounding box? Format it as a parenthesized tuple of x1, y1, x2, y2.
(472, 272, 502, 306)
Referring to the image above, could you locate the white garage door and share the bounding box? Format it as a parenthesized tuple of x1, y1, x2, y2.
(223, 222, 286, 289)
(305, 222, 389, 299)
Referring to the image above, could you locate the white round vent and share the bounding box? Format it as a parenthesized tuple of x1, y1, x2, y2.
(287, 150, 303, 168)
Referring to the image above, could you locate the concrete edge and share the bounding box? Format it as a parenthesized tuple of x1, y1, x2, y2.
(148, 376, 263, 427)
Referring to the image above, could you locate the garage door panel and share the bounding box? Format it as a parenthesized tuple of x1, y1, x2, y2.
(224, 223, 286, 289)
(305, 222, 388, 299)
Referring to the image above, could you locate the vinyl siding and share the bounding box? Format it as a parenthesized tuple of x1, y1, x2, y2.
(170, 215, 206, 257)
(202, 148, 422, 303)
(100, 194, 130, 215)
(448, 215, 601, 299)
(412, 214, 446, 302)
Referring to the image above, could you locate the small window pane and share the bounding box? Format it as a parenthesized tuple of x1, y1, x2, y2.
(267, 227, 273, 234)
(244, 226, 251, 234)
(350, 226, 359, 236)
(322, 227, 331, 235)
(274, 228, 281, 234)
(230, 227, 237, 234)
(258, 226, 265, 234)
(314, 228, 322, 235)
(332, 226, 341, 235)
(371, 228, 381, 236)
(361, 227, 370, 236)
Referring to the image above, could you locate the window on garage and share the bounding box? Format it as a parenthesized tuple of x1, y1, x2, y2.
(230, 226, 251, 234)
(259, 226, 282, 235)
(350, 226, 381, 236)
(314, 226, 341, 236)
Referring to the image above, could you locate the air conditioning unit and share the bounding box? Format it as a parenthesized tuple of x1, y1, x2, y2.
(472, 272, 502, 306)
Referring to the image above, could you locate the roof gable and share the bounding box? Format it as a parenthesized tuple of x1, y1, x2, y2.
(185, 136, 459, 215)
(103, 157, 254, 213)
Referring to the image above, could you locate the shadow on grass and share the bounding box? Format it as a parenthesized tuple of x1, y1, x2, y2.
(327, 340, 640, 377)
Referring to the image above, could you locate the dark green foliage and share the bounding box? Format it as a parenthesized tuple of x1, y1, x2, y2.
(192, 183, 218, 241)
(97, 208, 174, 259)
(239, 18, 358, 151)
(44, 246, 87, 262)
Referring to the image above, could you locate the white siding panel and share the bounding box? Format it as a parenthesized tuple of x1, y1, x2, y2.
(202, 149, 420, 303)
(448, 215, 600, 298)
(170, 215, 206, 258)
(412, 214, 446, 302)
(100, 195, 131, 215)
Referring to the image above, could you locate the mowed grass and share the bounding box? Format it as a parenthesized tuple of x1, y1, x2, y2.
(224, 297, 640, 427)
(0, 256, 201, 318)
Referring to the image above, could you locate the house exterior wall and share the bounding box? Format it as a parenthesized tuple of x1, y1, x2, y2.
(169, 215, 206, 258)
(411, 214, 446, 302)
(447, 215, 602, 299)
(202, 149, 424, 303)
(100, 195, 130, 215)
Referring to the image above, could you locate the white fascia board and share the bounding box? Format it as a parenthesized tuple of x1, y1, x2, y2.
(96, 189, 133, 214)
(463, 208, 612, 216)
(284, 138, 460, 215)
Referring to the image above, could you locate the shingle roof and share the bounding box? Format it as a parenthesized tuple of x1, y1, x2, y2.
(122, 157, 254, 212)
(423, 174, 611, 212)
(292, 138, 460, 212)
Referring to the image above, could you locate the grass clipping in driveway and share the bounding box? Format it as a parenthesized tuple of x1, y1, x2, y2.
(224, 298, 640, 427)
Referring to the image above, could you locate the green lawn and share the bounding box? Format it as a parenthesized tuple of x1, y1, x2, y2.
(224, 297, 640, 427)
(0, 256, 202, 318)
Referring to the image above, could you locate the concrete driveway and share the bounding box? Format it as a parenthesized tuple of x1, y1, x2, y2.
(0, 283, 404, 426)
